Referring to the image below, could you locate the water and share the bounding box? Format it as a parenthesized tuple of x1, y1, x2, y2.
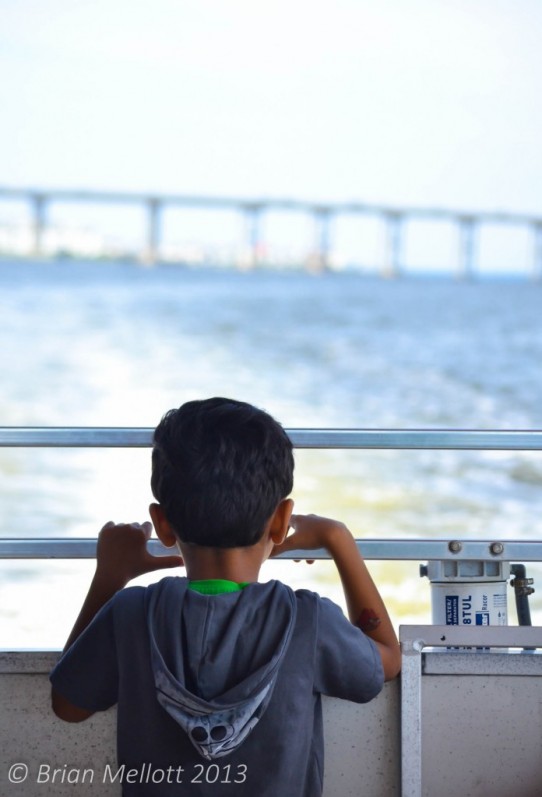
(1, 258, 542, 645)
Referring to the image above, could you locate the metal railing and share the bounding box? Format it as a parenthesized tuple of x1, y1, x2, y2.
(1, 427, 542, 449)
(1, 427, 542, 562)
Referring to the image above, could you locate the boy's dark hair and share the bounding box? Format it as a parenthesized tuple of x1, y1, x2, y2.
(151, 397, 294, 548)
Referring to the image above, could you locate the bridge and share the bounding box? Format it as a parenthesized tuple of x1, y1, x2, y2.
(0, 186, 541, 277)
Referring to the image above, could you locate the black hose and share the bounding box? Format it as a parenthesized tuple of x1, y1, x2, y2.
(510, 563, 534, 626)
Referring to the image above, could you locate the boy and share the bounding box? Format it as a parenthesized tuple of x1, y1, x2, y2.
(50, 397, 400, 796)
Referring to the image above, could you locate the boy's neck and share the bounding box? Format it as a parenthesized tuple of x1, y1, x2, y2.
(179, 541, 269, 584)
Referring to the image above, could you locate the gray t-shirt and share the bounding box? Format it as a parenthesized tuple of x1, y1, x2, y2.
(51, 578, 384, 796)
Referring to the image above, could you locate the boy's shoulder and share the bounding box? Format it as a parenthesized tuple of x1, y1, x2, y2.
(107, 577, 351, 642)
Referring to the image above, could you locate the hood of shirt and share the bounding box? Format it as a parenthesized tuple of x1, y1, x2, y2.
(145, 577, 297, 761)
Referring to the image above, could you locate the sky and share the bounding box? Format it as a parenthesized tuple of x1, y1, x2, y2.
(0, 0, 541, 268)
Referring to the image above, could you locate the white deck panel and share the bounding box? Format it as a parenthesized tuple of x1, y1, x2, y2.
(3, 643, 542, 796)
(0, 652, 400, 796)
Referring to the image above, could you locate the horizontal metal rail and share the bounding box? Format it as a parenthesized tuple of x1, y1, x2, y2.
(2, 538, 542, 561)
(400, 624, 542, 650)
(2, 427, 541, 562)
(1, 427, 542, 449)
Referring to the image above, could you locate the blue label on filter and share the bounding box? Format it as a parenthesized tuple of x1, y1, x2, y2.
(476, 612, 490, 625)
(445, 595, 459, 624)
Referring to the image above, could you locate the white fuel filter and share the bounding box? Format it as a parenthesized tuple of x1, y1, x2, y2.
(423, 560, 510, 626)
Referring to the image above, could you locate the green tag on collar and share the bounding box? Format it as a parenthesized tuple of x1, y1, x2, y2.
(188, 579, 250, 595)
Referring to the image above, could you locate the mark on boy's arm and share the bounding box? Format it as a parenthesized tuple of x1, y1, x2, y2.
(355, 608, 382, 634)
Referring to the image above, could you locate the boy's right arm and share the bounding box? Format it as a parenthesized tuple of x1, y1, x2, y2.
(272, 513, 401, 680)
(52, 521, 183, 722)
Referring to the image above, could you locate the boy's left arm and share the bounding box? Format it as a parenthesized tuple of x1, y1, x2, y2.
(273, 514, 401, 680)
(51, 521, 183, 722)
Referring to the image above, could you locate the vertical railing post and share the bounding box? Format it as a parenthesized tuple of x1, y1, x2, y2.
(400, 630, 424, 797)
(383, 211, 402, 278)
(144, 197, 162, 265)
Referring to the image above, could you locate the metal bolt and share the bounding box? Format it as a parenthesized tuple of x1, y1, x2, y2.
(489, 542, 504, 556)
(419, 564, 428, 578)
(448, 540, 462, 554)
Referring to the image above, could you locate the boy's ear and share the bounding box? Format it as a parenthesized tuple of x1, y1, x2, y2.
(269, 498, 294, 545)
(149, 503, 178, 548)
